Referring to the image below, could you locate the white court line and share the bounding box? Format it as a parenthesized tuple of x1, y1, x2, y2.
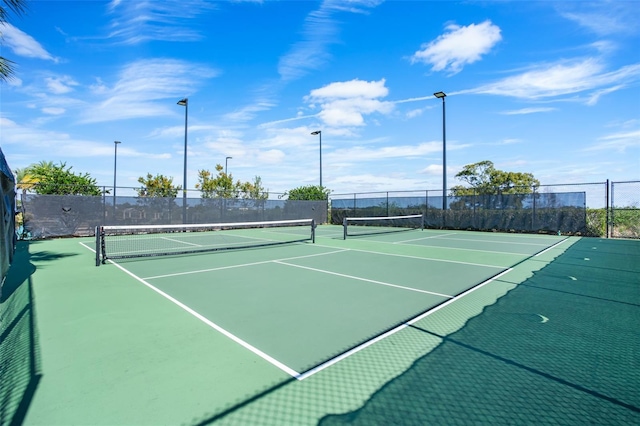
(394, 232, 458, 244)
(414, 236, 551, 247)
(313, 243, 506, 269)
(297, 267, 513, 380)
(275, 260, 453, 298)
(534, 238, 569, 257)
(81, 239, 513, 381)
(160, 236, 202, 247)
(143, 249, 349, 280)
(109, 256, 303, 378)
(363, 239, 527, 257)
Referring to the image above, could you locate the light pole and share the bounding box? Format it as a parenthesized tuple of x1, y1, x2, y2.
(225, 156, 232, 175)
(177, 98, 188, 223)
(434, 91, 447, 210)
(113, 140, 121, 222)
(311, 130, 322, 189)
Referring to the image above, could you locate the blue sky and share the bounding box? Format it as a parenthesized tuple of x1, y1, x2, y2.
(1, 0, 639, 197)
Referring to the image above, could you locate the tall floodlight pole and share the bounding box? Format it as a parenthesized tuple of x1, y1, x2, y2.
(225, 156, 232, 175)
(311, 130, 322, 189)
(177, 98, 188, 223)
(434, 92, 447, 210)
(113, 141, 121, 221)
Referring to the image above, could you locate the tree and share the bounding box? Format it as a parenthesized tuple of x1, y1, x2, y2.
(1, 0, 28, 82)
(19, 161, 101, 195)
(136, 173, 180, 198)
(196, 165, 234, 198)
(449, 160, 540, 210)
(285, 185, 330, 201)
(196, 165, 268, 199)
(450, 160, 539, 196)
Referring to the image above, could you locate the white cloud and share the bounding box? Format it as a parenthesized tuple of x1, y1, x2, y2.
(585, 129, 640, 153)
(45, 76, 79, 94)
(305, 79, 394, 128)
(421, 164, 442, 175)
(411, 20, 502, 74)
(0, 22, 58, 62)
(42, 107, 66, 115)
(308, 79, 389, 100)
(328, 141, 466, 162)
(461, 59, 640, 101)
(558, 2, 640, 36)
(81, 58, 217, 123)
(501, 107, 557, 115)
(278, 0, 381, 81)
(106, 0, 217, 45)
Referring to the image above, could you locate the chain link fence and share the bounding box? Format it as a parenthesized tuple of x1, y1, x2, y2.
(19, 193, 327, 239)
(331, 182, 610, 237)
(611, 181, 640, 239)
(14, 180, 638, 240)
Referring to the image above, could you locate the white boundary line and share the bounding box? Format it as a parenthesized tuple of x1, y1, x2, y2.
(313, 243, 506, 269)
(394, 232, 458, 244)
(143, 249, 349, 280)
(111, 257, 303, 378)
(78, 238, 535, 381)
(296, 267, 514, 380)
(275, 261, 453, 298)
(400, 235, 550, 247)
(366, 239, 528, 257)
(534, 238, 569, 257)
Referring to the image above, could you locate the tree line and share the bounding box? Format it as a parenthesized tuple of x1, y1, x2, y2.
(13, 161, 330, 201)
(14, 159, 538, 202)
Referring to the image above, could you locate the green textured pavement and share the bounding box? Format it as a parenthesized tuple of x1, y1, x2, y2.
(1, 226, 638, 425)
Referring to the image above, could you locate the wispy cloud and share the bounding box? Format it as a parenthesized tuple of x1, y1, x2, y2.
(278, 0, 382, 81)
(557, 2, 640, 36)
(0, 22, 58, 62)
(501, 107, 557, 115)
(585, 129, 640, 153)
(411, 20, 502, 75)
(460, 58, 640, 101)
(105, 0, 217, 44)
(0, 117, 171, 160)
(45, 76, 79, 94)
(81, 58, 217, 123)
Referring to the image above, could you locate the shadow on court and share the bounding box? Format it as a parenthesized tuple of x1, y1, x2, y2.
(317, 238, 640, 425)
(0, 242, 47, 426)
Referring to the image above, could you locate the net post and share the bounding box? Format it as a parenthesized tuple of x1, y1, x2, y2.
(343, 217, 347, 239)
(311, 219, 316, 243)
(420, 213, 425, 231)
(95, 226, 101, 266)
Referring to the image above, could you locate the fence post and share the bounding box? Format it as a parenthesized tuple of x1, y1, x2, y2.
(606, 179, 610, 238)
(532, 185, 536, 231)
(386, 192, 389, 217)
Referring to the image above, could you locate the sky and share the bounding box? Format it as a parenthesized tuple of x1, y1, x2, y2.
(1, 0, 639, 198)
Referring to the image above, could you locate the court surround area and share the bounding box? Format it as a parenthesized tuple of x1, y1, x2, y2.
(2, 224, 638, 425)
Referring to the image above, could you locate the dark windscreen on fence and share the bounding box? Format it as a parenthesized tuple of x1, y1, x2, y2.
(20, 194, 327, 239)
(331, 191, 587, 235)
(1, 147, 16, 287)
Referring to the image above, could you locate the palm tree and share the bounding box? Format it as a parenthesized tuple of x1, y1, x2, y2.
(15, 160, 53, 193)
(1, 0, 28, 82)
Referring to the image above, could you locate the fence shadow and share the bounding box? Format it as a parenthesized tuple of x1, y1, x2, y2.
(318, 238, 640, 424)
(0, 241, 48, 426)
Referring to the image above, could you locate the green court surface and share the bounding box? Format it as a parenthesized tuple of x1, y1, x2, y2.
(2, 226, 639, 425)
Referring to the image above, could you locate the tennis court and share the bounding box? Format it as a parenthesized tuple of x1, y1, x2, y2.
(93, 221, 564, 377)
(2, 222, 639, 425)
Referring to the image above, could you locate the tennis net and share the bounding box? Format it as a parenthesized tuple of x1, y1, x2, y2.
(343, 214, 424, 239)
(96, 219, 315, 265)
